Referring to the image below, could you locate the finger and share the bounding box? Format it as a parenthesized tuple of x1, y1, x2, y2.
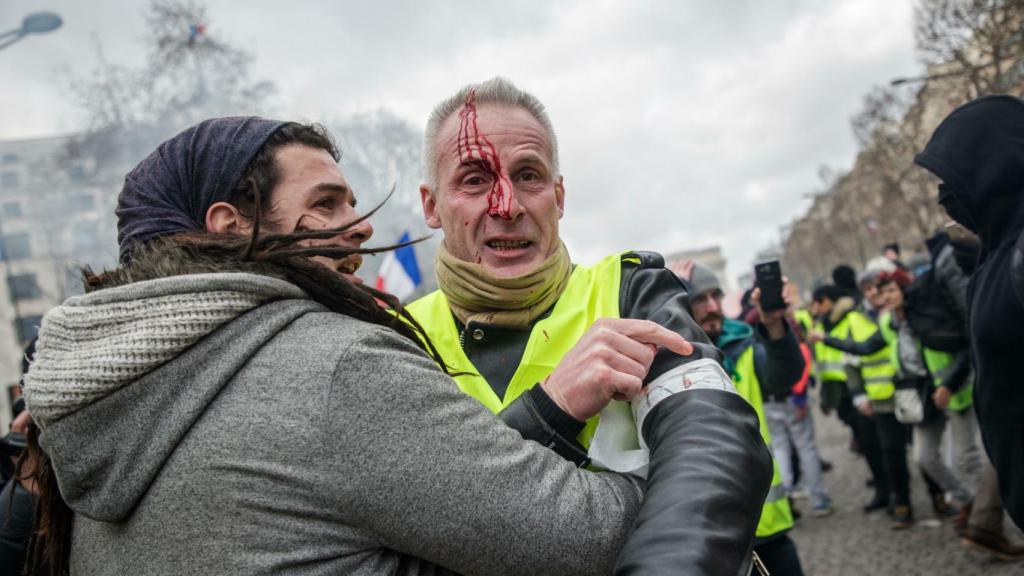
(602, 346, 650, 380)
(612, 319, 694, 356)
(605, 371, 644, 401)
(751, 287, 761, 305)
(600, 330, 658, 368)
(11, 410, 31, 434)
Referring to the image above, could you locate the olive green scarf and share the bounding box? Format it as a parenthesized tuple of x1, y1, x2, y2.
(435, 241, 572, 327)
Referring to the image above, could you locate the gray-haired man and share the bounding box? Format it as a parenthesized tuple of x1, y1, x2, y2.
(408, 77, 773, 573)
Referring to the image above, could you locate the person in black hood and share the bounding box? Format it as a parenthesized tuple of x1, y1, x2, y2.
(915, 94, 1024, 532)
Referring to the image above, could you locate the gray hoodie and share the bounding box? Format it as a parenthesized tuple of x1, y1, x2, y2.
(24, 272, 643, 575)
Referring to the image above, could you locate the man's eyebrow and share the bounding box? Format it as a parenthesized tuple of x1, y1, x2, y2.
(311, 182, 350, 195)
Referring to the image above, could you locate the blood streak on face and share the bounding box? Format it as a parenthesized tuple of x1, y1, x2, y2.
(457, 90, 514, 219)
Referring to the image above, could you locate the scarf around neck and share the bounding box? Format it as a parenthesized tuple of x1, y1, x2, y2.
(435, 241, 572, 327)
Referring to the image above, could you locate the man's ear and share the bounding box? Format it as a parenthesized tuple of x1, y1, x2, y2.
(205, 201, 248, 234)
(420, 184, 443, 230)
(555, 175, 565, 219)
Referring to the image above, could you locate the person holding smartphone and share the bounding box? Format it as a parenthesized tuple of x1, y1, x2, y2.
(676, 262, 808, 576)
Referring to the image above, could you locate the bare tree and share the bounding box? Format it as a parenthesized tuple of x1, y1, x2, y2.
(915, 0, 1024, 95)
(25, 0, 277, 297)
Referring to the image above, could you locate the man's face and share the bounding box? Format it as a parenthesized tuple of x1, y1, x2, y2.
(263, 144, 373, 284)
(812, 297, 834, 319)
(421, 102, 564, 278)
(691, 289, 725, 341)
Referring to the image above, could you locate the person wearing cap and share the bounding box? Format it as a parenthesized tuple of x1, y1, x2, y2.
(857, 257, 898, 321)
(915, 93, 1024, 537)
(18, 116, 772, 576)
(408, 77, 773, 574)
(808, 285, 897, 521)
(677, 262, 809, 575)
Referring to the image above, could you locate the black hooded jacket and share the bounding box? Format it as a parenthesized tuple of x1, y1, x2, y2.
(915, 94, 1024, 529)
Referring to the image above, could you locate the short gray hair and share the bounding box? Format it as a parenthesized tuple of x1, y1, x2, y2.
(422, 77, 560, 190)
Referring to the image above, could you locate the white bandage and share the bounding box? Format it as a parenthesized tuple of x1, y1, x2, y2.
(632, 359, 737, 450)
(587, 359, 737, 478)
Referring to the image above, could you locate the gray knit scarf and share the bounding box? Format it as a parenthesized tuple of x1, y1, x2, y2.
(23, 273, 306, 428)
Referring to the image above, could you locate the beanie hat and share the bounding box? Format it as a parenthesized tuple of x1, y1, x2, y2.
(688, 263, 722, 298)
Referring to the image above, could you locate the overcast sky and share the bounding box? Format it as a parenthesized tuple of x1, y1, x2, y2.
(0, 0, 921, 285)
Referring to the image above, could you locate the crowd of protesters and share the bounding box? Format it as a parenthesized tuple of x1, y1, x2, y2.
(0, 83, 1022, 576)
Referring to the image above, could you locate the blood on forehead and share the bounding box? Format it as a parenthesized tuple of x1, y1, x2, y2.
(457, 90, 514, 219)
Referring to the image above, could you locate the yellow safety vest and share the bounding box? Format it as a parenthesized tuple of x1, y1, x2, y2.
(922, 349, 973, 412)
(407, 253, 626, 447)
(733, 345, 796, 539)
(794, 308, 814, 337)
(879, 312, 973, 412)
(817, 311, 895, 401)
(411, 252, 792, 539)
(813, 318, 847, 383)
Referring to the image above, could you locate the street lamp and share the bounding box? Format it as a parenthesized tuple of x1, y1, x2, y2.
(0, 12, 63, 52)
(890, 66, 984, 87)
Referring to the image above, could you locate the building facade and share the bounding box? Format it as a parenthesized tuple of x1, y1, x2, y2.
(0, 135, 116, 429)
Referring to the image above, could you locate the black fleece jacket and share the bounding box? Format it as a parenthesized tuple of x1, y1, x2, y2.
(915, 94, 1024, 529)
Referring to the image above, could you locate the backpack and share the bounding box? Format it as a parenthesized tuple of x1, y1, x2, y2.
(903, 266, 967, 352)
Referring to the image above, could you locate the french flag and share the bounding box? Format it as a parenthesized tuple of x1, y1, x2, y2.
(375, 232, 422, 301)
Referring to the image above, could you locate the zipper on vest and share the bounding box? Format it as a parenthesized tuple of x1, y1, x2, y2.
(459, 327, 467, 350)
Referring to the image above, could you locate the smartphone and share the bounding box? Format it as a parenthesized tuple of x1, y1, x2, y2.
(754, 259, 786, 312)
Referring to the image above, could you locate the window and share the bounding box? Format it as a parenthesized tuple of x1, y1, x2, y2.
(8, 273, 41, 301)
(0, 233, 31, 260)
(1, 154, 17, 164)
(69, 165, 86, 183)
(0, 172, 17, 189)
(14, 315, 42, 343)
(2, 202, 22, 219)
(67, 194, 95, 212)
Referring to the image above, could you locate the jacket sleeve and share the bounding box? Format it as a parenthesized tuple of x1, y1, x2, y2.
(754, 321, 805, 397)
(936, 244, 970, 323)
(321, 326, 643, 576)
(619, 255, 724, 381)
(823, 331, 886, 356)
(614, 390, 772, 576)
(940, 349, 971, 393)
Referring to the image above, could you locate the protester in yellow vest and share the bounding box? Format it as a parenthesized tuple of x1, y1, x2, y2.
(409, 77, 773, 574)
(677, 262, 808, 576)
(810, 283, 915, 529)
(820, 270, 984, 524)
(808, 285, 892, 519)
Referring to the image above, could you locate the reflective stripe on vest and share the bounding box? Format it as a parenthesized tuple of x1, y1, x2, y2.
(733, 345, 795, 538)
(922, 347, 974, 412)
(407, 253, 624, 448)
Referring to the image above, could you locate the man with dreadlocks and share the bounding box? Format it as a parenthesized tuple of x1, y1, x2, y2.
(409, 77, 772, 573)
(19, 117, 770, 576)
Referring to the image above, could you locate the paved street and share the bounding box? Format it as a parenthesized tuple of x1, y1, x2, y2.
(788, 407, 1024, 576)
